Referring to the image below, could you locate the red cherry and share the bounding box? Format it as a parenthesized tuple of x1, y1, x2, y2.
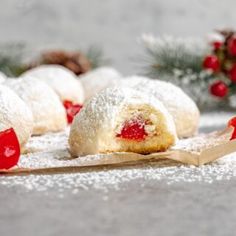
(67, 104, 83, 123)
(116, 118, 147, 141)
(227, 117, 236, 140)
(63, 100, 83, 124)
(212, 41, 223, 50)
(209, 81, 228, 98)
(0, 128, 20, 170)
(228, 36, 236, 56)
(203, 55, 220, 72)
(229, 64, 236, 82)
(63, 100, 73, 109)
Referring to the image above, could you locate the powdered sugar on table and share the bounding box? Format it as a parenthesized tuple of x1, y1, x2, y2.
(1, 112, 236, 195)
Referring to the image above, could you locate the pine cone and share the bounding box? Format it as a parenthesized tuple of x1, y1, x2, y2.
(31, 50, 91, 75)
(42, 50, 69, 65)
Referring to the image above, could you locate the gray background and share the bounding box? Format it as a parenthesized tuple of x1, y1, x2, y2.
(1, 0, 236, 73)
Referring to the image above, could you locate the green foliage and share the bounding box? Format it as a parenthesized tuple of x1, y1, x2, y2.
(140, 36, 207, 78)
(144, 46, 203, 78)
(0, 43, 27, 77)
(86, 46, 110, 69)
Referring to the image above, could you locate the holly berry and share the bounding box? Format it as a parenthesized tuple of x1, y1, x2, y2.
(228, 36, 236, 56)
(63, 100, 83, 124)
(209, 81, 228, 98)
(116, 118, 147, 141)
(203, 55, 220, 72)
(229, 64, 236, 82)
(227, 117, 236, 140)
(0, 128, 20, 170)
(212, 41, 223, 50)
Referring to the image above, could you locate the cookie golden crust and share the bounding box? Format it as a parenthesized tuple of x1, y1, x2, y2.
(69, 87, 177, 157)
(0, 85, 33, 148)
(121, 76, 200, 138)
(22, 65, 84, 104)
(4, 77, 67, 135)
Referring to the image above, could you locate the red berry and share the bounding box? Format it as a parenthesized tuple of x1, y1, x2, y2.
(203, 55, 220, 72)
(228, 36, 236, 56)
(116, 118, 147, 141)
(229, 64, 236, 82)
(0, 128, 20, 170)
(63, 100, 73, 109)
(67, 104, 83, 123)
(212, 41, 223, 50)
(63, 100, 83, 124)
(209, 81, 228, 98)
(227, 117, 236, 140)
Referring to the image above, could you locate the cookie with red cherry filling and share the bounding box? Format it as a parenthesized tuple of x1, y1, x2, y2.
(69, 87, 177, 156)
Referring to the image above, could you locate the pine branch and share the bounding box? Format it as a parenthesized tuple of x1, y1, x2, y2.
(86, 46, 110, 69)
(0, 43, 27, 77)
(140, 35, 208, 78)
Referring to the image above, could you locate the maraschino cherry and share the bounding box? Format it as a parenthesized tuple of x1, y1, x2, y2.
(228, 117, 236, 140)
(116, 118, 147, 141)
(63, 100, 83, 124)
(0, 128, 20, 170)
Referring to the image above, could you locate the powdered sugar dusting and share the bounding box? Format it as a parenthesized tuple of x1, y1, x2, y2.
(173, 129, 231, 153)
(121, 76, 200, 138)
(1, 157, 236, 195)
(0, 112, 236, 196)
(24, 127, 70, 153)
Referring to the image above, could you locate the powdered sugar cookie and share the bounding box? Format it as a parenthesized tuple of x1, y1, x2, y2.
(79, 67, 121, 101)
(0, 84, 33, 147)
(121, 76, 200, 138)
(69, 87, 177, 156)
(4, 77, 67, 135)
(22, 65, 84, 104)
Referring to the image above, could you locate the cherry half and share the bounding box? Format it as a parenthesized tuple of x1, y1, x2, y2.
(116, 118, 147, 141)
(0, 128, 20, 170)
(63, 100, 83, 124)
(228, 117, 236, 140)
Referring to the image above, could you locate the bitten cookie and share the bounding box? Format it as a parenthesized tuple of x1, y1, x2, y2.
(69, 87, 177, 156)
(79, 67, 121, 101)
(22, 65, 84, 104)
(121, 76, 200, 138)
(4, 77, 67, 135)
(0, 84, 33, 147)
